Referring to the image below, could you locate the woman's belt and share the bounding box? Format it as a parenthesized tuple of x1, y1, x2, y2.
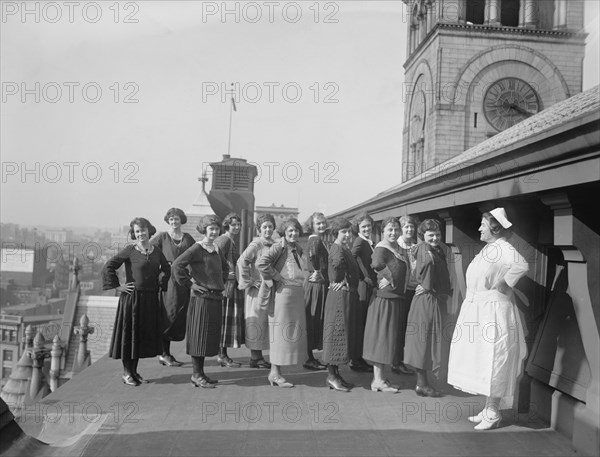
(192, 288, 224, 300)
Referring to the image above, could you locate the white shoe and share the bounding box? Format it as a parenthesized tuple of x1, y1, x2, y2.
(474, 412, 502, 431)
(467, 411, 484, 423)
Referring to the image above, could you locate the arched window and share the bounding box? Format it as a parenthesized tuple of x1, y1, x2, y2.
(501, 0, 520, 26)
(466, 0, 485, 24)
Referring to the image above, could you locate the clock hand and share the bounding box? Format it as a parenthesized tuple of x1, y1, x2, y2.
(509, 103, 534, 117)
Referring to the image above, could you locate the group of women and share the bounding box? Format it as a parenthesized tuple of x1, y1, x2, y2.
(102, 206, 528, 431)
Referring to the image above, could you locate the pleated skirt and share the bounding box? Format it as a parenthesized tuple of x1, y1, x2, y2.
(363, 295, 403, 365)
(322, 289, 359, 365)
(186, 292, 223, 357)
(304, 282, 327, 351)
(270, 285, 307, 366)
(403, 292, 443, 372)
(220, 279, 245, 348)
(109, 290, 162, 360)
(244, 286, 270, 350)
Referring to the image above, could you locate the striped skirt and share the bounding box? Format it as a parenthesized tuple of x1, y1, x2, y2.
(304, 282, 327, 351)
(220, 279, 245, 348)
(109, 290, 162, 360)
(186, 292, 223, 357)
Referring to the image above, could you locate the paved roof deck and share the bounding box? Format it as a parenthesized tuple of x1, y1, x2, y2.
(13, 342, 577, 457)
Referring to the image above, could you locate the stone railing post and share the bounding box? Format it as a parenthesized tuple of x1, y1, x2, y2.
(49, 335, 63, 392)
(74, 314, 94, 370)
(28, 332, 50, 400)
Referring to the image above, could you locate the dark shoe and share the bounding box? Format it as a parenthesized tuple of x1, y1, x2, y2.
(415, 385, 441, 397)
(249, 358, 271, 369)
(167, 355, 184, 367)
(218, 356, 242, 368)
(122, 374, 140, 386)
(326, 375, 350, 392)
(350, 360, 373, 372)
(202, 374, 219, 384)
(340, 377, 355, 389)
(158, 355, 183, 367)
(392, 363, 416, 375)
(191, 375, 215, 388)
(303, 359, 327, 371)
(132, 373, 149, 384)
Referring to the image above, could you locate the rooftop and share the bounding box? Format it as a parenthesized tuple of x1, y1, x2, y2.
(4, 343, 579, 457)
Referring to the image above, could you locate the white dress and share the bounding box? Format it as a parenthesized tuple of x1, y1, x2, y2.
(447, 238, 529, 402)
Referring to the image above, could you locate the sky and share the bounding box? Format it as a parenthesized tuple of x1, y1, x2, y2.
(1, 0, 599, 231)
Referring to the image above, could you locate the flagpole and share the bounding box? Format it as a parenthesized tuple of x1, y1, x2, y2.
(227, 83, 234, 156)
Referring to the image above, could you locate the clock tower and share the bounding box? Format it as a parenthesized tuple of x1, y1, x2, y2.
(401, 0, 587, 181)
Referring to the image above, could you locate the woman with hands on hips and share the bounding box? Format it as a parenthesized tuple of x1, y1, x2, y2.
(257, 217, 308, 388)
(151, 207, 196, 367)
(321, 217, 361, 392)
(237, 213, 276, 369)
(171, 214, 229, 389)
(103, 217, 170, 386)
(363, 216, 410, 393)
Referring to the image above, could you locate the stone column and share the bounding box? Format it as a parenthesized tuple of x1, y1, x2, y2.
(553, 0, 567, 28)
(522, 0, 537, 27)
(486, 0, 500, 25)
(426, 1, 435, 32)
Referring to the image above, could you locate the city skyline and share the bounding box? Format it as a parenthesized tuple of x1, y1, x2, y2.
(2, 1, 599, 229)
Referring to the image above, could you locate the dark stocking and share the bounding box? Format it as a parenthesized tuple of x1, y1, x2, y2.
(328, 364, 337, 377)
(162, 339, 171, 357)
(122, 358, 132, 376)
(416, 369, 428, 387)
(192, 356, 205, 377)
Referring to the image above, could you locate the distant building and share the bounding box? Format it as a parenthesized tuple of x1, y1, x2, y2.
(0, 247, 46, 288)
(255, 204, 299, 229)
(0, 313, 63, 388)
(42, 229, 73, 244)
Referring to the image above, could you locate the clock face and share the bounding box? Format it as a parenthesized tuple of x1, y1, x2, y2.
(483, 77, 540, 131)
(410, 90, 426, 144)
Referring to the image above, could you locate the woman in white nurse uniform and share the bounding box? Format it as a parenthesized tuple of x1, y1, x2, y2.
(447, 208, 529, 430)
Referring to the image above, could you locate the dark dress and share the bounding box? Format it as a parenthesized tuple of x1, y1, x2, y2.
(362, 243, 409, 365)
(103, 245, 170, 360)
(322, 243, 361, 365)
(351, 235, 377, 359)
(215, 234, 245, 348)
(172, 242, 229, 357)
(403, 243, 452, 372)
(396, 239, 419, 364)
(151, 232, 196, 341)
(304, 235, 329, 352)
